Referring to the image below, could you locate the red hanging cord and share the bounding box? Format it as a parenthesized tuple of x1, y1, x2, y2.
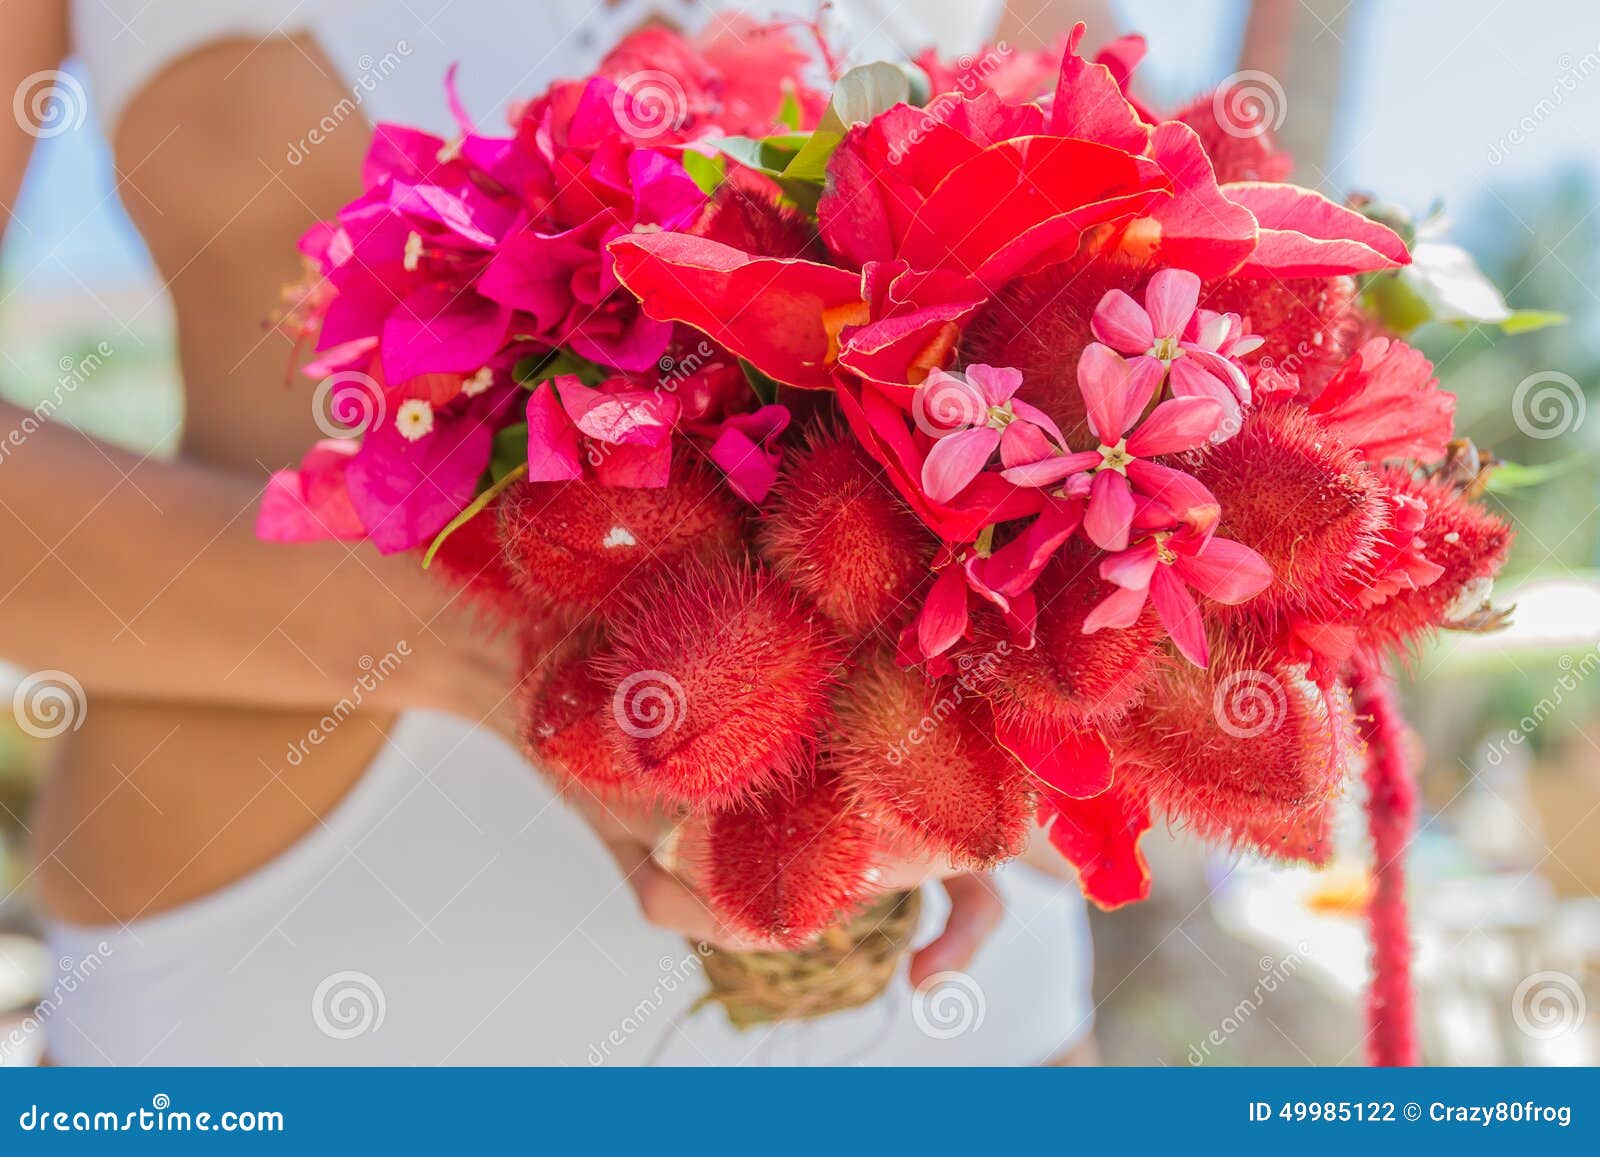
(1350, 659, 1420, 1066)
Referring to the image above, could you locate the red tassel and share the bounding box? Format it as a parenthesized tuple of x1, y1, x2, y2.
(1350, 659, 1419, 1066)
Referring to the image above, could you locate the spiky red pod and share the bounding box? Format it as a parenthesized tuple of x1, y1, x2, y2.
(597, 558, 841, 811)
(1193, 405, 1391, 626)
(1202, 275, 1364, 398)
(831, 653, 1033, 868)
(699, 761, 879, 947)
(521, 635, 644, 801)
(759, 426, 933, 639)
(959, 254, 1145, 444)
(966, 550, 1165, 730)
(1358, 468, 1513, 645)
(1112, 651, 1352, 845)
(496, 462, 746, 623)
(1173, 87, 1295, 184)
(694, 174, 826, 261)
(426, 497, 532, 627)
(1233, 803, 1336, 866)
(1351, 659, 1420, 1066)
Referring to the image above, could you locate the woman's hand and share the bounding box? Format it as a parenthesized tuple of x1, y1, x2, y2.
(563, 786, 1005, 982)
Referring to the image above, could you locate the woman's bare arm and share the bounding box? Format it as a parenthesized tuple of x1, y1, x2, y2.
(0, 405, 515, 720)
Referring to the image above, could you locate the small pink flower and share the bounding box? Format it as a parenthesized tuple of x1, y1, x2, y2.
(1083, 527, 1272, 667)
(1090, 268, 1260, 426)
(917, 364, 1064, 503)
(1002, 343, 1224, 550)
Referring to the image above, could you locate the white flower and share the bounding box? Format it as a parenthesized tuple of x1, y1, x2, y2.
(462, 366, 493, 397)
(402, 231, 424, 272)
(395, 398, 434, 441)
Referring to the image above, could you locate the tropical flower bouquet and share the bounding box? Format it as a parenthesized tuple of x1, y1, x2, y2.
(260, 16, 1518, 1063)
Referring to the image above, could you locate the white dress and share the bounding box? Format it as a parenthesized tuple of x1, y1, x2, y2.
(44, 0, 1097, 1066)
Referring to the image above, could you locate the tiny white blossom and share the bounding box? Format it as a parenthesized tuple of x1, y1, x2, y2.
(462, 366, 493, 397)
(396, 398, 434, 441)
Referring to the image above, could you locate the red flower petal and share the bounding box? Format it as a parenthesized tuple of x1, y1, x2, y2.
(1038, 785, 1153, 909)
(1050, 22, 1151, 153)
(608, 232, 862, 388)
(994, 714, 1113, 799)
(922, 425, 1002, 503)
(1223, 182, 1410, 278)
(1085, 469, 1136, 551)
(1175, 535, 1274, 605)
(1150, 564, 1208, 666)
(1126, 396, 1226, 457)
(917, 564, 970, 659)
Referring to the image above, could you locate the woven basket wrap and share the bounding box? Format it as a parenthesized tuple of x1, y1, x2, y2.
(695, 889, 921, 1029)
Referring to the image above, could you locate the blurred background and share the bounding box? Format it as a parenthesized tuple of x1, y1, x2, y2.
(2, 0, 1598, 1065)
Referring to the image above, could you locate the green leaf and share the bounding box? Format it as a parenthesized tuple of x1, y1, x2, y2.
(513, 349, 606, 388)
(1362, 273, 1434, 335)
(421, 462, 528, 568)
(1499, 310, 1568, 335)
(1484, 457, 1584, 494)
(488, 422, 528, 482)
(777, 87, 802, 132)
(782, 129, 843, 185)
(740, 359, 781, 407)
(681, 149, 726, 196)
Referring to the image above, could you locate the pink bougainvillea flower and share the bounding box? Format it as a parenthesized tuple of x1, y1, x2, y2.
(1003, 343, 1224, 550)
(257, 439, 367, 543)
(525, 374, 681, 488)
(1084, 526, 1273, 667)
(1090, 268, 1258, 423)
(707, 403, 791, 504)
(917, 364, 1065, 503)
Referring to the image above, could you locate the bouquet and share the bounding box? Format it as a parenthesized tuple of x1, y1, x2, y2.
(261, 16, 1519, 1064)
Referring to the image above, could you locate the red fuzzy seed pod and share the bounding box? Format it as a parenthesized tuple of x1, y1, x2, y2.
(597, 558, 841, 811)
(694, 175, 825, 262)
(1361, 468, 1513, 644)
(831, 653, 1033, 868)
(1194, 405, 1391, 626)
(759, 426, 933, 640)
(496, 461, 746, 623)
(966, 549, 1165, 731)
(1203, 276, 1364, 398)
(1173, 88, 1295, 184)
(959, 254, 1145, 445)
(521, 633, 644, 801)
(1112, 654, 1353, 846)
(1232, 803, 1336, 867)
(426, 498, 533, 628)
(699, 761, 879, 947)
